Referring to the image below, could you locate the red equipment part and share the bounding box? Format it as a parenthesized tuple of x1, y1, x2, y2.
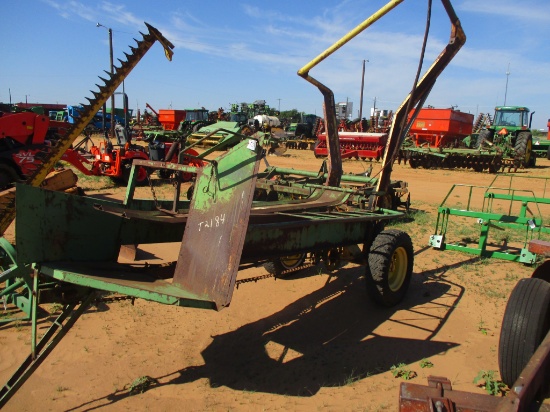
(408, 108, 473, 147)
(0, 112, 71, 187)
(0, 112, 49, 145)
(314, 132, 388, 160)
(145, 103, 159, 117)
(160, 144, 204, 182)
(61, 149, 94, 176)
(88, 141, 150, 184)
(158, 109, 186, 131)
(180, 148, 204, 182)
(0, 111, 159, 187)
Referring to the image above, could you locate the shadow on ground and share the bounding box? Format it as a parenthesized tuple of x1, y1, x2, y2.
(70, 255, 477, 410)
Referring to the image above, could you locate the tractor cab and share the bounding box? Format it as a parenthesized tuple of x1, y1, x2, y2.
(493, 106, 532, 131)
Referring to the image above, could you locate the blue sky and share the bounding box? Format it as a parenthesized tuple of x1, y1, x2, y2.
(2, 0, 549, 129)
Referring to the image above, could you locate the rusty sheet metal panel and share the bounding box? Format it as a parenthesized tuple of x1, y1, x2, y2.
(173, 137, 263, 310)
(528, 239, 550, 256)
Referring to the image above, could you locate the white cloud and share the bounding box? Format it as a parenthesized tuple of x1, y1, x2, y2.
(459, 0, 550, 22)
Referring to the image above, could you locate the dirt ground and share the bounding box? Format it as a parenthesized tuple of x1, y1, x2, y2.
(1, 143, 550, 411)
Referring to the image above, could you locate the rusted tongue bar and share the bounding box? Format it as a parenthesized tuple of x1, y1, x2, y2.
(172, 137, 263, 310)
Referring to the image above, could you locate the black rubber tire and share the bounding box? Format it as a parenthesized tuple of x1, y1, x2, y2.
(498, 277, 550, 388)
(186, 184, 195, 200)
(157, 169, 172, 179)
(528, 152, 536, 168)
(0, 163, 20, 190)
(122, 162, 148, 186)
(0, 169, 11, 190)
(514, 131, 533, 167)
(475, 129, 494, 149)
(264, 253, 307, 278)
(547, 145, 550, 161)
(366, 229, 414, 307)
(378, 188, 398, 211)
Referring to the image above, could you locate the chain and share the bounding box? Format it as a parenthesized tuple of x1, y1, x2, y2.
(146, 169, 160, 209)
(95, 294, 136, 304)
(235, 262, 315, 288)
(203, 166, 216, 198)
(235, 273, 275, 288)
(278, 262, 315, 277)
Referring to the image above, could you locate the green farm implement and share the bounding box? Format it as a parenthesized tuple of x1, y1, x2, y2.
(0, 0, 467, 407)
(532, 118, 550, 160)
(429, 174, 550, 263)
(400, 106, 538, 172)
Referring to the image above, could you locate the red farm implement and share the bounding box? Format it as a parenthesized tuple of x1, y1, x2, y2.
(314, 131, 388, 160)
(406, 107, 473, 148)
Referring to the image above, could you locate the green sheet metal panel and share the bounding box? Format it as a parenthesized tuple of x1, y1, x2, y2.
(15, 184, 184, 264)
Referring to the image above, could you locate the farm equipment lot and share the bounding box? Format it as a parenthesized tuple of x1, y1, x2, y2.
(1, 147, 549, 411)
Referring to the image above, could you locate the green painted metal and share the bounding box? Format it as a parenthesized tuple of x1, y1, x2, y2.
(264, 166, 378, 185)
(0, 287, 98, 408)
(533, 138, 550, 157)
(15, 184, 184, 264)
(11, 134, 405, 309)
(38, 263, 215, 309)
(489, 174, 550, 199)
(492, 106, 530, 133)
(241, 207, 401, 262)
(186, 122, 249, 147)
(0, 238, 33, 323)
(430, 180, 550, 263)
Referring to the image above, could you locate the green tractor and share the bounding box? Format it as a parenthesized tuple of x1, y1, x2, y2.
(177, 108, 212, 132)
(477, 106, 536, 167)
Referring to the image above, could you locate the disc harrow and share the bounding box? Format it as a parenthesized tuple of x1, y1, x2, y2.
(286, 139, 316, 150)
(0, 23, 175, 235)
(399, 148, 521, 173)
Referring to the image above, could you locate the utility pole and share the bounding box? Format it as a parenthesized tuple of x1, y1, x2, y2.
(504, 63, 510, 106)
(359, 59, 368, 120)
(97, 23, 115, 138)
(277, 98, 281, 113)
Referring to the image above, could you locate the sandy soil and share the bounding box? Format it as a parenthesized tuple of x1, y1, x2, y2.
(1, 145, 549, 411)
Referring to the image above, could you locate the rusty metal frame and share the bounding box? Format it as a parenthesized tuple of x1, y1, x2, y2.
(399, 329, 550, 411)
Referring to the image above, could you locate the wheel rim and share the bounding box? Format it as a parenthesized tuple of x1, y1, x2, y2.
(525, 139, 532, 164)
(388, 247, 408, 292)
(136, 167, 148, 183)
(280, 253, 305, 270)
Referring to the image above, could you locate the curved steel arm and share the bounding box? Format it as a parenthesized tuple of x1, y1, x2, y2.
(296, 0, 466, 198)
(297, 0, 404, 187)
